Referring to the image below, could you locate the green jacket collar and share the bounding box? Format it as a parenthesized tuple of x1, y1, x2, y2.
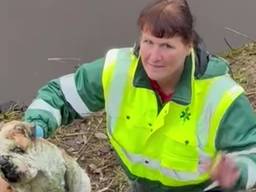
(133, 54, 193, 105)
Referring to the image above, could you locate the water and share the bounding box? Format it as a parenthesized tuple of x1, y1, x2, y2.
(188, 0, 256, 52)
(2, 0, 256, 104)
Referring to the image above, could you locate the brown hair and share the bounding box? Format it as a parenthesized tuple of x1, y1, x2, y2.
(137, 0, 198, 45)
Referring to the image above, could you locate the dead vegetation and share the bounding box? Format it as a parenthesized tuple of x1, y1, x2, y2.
(1, 42, 256, 192)
(224, 42, 256, 108)
(48, 113, 131, 192)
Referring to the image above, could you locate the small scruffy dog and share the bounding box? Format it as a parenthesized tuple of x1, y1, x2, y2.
(0, 121, 91, 192)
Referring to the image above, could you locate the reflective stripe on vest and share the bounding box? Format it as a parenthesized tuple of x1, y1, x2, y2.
(59, 73, 92, 117)
(228, 148, 256, 189)
(120, 143, 205, 181)
(234, 156, 256, 189)
(197, 74, 244, 150)
(28, 98, 62, 126)
(102, 48, 244, 186)
(103, 48, 135, 134)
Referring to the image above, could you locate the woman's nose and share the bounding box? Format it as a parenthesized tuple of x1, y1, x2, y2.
(148, 47, 162, 62)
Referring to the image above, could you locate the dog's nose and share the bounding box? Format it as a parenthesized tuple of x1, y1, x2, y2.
(0, 155, 20, 182)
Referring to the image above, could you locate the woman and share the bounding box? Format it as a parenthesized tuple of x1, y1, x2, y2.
(24, 0, 256, 191)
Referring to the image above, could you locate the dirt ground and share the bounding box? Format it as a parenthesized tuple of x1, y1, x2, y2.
(0, 42, 256, 192)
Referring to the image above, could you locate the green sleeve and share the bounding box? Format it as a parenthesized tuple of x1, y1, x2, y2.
(216, 93, 256, 190)
(24, 57, 105, 137)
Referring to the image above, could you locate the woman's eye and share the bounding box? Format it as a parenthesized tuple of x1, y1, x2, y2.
(162, 44, 173, 49)
(143, 40, 152, 45)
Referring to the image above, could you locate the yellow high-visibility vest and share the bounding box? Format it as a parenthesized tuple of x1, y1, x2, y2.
(102, 48, 244, 186)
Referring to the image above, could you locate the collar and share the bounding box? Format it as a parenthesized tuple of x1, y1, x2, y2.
(133, 51, 195, 105)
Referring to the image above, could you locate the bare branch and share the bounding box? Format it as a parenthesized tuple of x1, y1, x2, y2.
(225, 27, 256, 43)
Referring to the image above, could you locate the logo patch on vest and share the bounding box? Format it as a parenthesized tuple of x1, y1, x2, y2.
(180, 107, 191, 122)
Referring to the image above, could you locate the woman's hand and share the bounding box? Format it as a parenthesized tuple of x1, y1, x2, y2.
(210, 153, 240, 189)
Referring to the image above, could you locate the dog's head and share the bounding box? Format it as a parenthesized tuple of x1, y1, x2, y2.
(0, 121, 37, 186)
(0, 121, 91, 192)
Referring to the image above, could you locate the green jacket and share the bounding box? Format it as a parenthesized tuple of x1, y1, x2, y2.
(24, 47, 256, 191)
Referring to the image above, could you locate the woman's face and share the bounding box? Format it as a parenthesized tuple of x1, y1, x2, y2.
(139, 29, 192, 84)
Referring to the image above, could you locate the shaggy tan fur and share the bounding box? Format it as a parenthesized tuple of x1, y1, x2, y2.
(0, 121, 91, 192)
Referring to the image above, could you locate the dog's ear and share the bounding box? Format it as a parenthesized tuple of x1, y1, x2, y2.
(1, 121, 34, 139)
(1, 121, 33, 151)
(13, 123, 34, 139)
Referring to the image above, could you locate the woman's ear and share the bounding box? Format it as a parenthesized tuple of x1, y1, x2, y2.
(186, 42, 193, 56)
(133, 41, 140, 57)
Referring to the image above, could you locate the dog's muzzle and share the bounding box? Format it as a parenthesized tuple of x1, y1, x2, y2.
(0, 155, 21, 182)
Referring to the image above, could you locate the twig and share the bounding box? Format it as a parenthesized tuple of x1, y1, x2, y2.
(224, 37, 234, 50)
(61, 132, 88, 137)
(48, 57, 81, 62)
(96, 180, 114, 192)
(48, 57, 81, 65)
(225, 27, 256, 43)
(76, 117, 104, 161)
(247, 91, 256, 96)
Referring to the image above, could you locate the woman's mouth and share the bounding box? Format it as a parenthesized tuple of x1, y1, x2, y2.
(148, 63, 165, 69)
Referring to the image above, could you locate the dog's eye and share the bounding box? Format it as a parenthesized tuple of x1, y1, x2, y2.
(11, 147, 25, 153)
